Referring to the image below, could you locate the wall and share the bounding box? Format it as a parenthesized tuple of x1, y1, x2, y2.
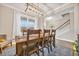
(45, 12, 75, 42)
(0, 5, 14, 40)
(56, 12, 75, 42)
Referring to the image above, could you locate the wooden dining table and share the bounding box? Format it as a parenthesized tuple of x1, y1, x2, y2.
(16, 33, 50, 55)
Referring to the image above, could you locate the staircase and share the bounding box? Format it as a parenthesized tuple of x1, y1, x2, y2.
(56, 19, 74, 42)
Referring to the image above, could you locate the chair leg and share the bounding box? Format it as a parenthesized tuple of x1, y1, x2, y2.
(38, 51, 40, 56)
(49, 45, 52, 52)
(26, 51, 29, 56)
(23, 49, 26, 56)
(48, 47, 50, 54)
(49, 38, 53, 51)
(22, 48, 27, 56)
(47, 44, 50, 54)
(50, 42, 53, 51)
(42, 48, 44, 56)
(36, 51, 39, 56)
(0, 48, 2, 55)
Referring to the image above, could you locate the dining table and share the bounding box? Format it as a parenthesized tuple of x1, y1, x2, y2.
(15, 33, 50, 55)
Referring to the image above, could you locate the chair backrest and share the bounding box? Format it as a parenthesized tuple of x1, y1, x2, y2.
(26, 29, 41, 55)
(27, 29, 41, 41)
(50, 29, 56, 37)
(22, 29, 27, 36)
(40, 29, 50, 45)
(52, 29, 56, 34)
(42, 29, 50, 42)
(15, 36, 23, 41)
(43, 29, 50, 37)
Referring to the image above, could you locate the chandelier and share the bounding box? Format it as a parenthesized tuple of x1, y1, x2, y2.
(24, 3, 44, 16)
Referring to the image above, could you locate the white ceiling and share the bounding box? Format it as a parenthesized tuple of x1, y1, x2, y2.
(3, 3, 74, 21)
(4, 3, 65, 16)
(35, 3, 64, 13)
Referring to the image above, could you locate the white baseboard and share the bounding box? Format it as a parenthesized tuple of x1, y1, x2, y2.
(56, 38, 74, 43)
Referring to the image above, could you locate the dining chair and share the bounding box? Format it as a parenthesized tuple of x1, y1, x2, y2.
(15, 35, 27, 56)
(50, 29, 56, 49)
(22, 29, 41, 56)
(22, 29, 27, 36)
(39, 29, 50, 56)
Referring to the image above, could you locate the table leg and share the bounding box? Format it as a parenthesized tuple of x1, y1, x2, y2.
(0, 47, 2, 54)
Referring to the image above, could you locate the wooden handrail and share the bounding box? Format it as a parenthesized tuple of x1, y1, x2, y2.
(56, 20, 70, 30)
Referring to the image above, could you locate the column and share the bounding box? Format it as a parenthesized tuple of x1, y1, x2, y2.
(74, 4, 79, 39)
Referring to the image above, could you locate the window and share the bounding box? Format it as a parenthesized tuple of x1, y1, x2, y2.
(21, 17, 35, 29)
(28, 19, 35, 29)
(21, 18, 27, 27)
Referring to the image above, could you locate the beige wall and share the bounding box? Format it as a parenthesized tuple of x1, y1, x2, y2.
(0, 4, 41, 40)
(0, 5, 14, 40)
